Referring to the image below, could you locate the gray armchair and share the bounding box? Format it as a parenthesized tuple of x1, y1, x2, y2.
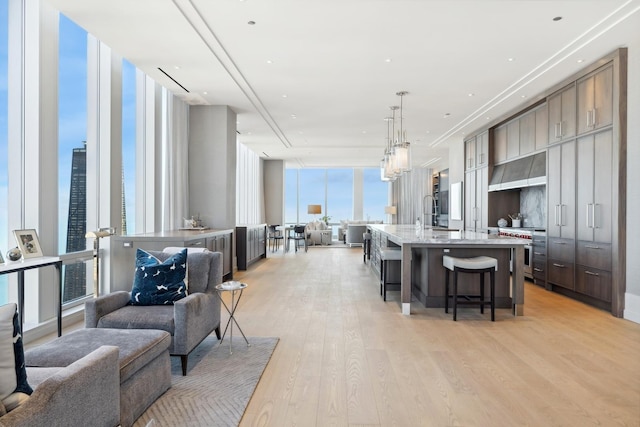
(85, 250, 222, 376)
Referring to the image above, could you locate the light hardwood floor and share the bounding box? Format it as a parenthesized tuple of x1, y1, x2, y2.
(232, 246, 640, 427)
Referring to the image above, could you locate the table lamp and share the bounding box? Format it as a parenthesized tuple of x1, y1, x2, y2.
(307, 204, 322, 221)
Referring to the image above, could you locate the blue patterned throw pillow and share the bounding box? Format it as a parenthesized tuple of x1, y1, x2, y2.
(1, 303, 33, 412)
(130, 248, 188, 305)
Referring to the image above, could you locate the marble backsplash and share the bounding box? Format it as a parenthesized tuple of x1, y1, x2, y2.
(519, 186, 546, 228)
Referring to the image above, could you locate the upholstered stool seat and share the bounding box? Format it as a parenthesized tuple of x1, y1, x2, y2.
(380, 247, 402, 301)
(363, 232, 372, 263)
(443, 255, 498, 321)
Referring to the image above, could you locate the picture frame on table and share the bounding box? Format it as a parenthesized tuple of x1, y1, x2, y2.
(13, 229, 44, 259)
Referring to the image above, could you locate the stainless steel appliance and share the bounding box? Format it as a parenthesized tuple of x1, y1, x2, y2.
(499, 228, 535, 279)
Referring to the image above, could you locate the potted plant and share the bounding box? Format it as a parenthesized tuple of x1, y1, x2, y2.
(320, 215, 332, 225)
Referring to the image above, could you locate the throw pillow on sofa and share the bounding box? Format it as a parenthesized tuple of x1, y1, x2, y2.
(0, 303, 33, 412)
(130, 248, 188, 305)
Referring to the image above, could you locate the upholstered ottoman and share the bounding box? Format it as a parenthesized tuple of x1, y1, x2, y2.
(24, 328, 171, 427)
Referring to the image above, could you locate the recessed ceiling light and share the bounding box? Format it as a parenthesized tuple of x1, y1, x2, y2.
(362, 131, 367, 134)
(553, 16, 562, 21)
(203, 91, 208, 95)
(444, 113, 451, 118)
(468, 93, 475, 97)
(282, 94, 288, 98)
(486, 116, 491, 120)
(508, 58, 515, 62)
(577, 59, 584, 63)
(174, 65, 180, 70)
(266, 60, 273, 64)
(385, 58, 392, 63)
(248, 20, 256, 25)
(521, 94, 527, 98)
(291, 114, 297, 119)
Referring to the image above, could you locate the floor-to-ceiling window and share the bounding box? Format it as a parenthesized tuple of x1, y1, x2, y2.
(326, 168, 353, 229)
(285, 168, 386, 234)
(0, 0, 8, 305)
(122, 59, 136, 234)
(299, 169, 326, 223)
(58, 14, 89, 303)
(363, 168, 388, 222)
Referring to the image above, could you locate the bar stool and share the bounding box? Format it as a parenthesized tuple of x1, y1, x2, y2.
(363, 232, 371, 263)
(443, 255, 498, 321)
(380, 247, 402, 301)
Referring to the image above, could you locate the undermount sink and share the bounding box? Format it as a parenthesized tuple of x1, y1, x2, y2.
(426, 227, 459, 232)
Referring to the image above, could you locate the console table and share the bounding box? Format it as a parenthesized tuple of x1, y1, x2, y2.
(0, 256, 63, 336)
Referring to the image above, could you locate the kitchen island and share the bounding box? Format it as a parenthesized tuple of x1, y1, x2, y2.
(368, 224, 529, 316)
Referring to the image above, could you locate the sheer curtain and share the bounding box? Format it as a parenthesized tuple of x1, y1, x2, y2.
(160, 90, 189, 230)
(236, 142, 263, 225)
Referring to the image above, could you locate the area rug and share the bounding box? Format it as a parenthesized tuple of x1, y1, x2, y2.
(133, 336, 279, 427)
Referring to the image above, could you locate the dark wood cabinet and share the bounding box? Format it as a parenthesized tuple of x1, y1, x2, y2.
(577, 64, 613, 135)
(206, 233, 233, 280)
(532, 234, 546, 287)
(236, 225, 267, 270)
(547, 141, 575, 240)
(548, 83, 576, 143)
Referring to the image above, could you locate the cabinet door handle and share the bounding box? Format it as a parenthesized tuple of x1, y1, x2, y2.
(592, 203, 598, 229)
(560, 204, 566, 226)
(586, 203, 593, 228)
(480, 153, 485, 165)
(591, 109, 597, 128)
(584, 245, 601, 250)
(560, 121, 564, 137)
(555, 122, 561, 138)
(553, 241, 567, 245)
(534, 268, 544, 272)
(553, 263, 566, 268)
(534, 252, 544, 255)
(554, 205, 560, 226)
(585, 270, 600, 277)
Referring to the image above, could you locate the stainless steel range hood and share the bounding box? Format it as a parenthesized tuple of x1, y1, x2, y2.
(489, 152, 546, 192)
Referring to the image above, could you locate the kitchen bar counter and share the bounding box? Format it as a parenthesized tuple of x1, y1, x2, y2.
(368, 224, 529, 316)
(111, 228, 235, 290)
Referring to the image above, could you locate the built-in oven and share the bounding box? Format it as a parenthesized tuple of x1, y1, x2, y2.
(499, 228, 533, 279)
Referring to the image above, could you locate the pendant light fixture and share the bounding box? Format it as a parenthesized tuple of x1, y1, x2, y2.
(381, 106, 399, 181)
(392, 91, 411, 174)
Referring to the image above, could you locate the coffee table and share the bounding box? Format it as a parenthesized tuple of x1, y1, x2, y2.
(215, 281, 251, 354)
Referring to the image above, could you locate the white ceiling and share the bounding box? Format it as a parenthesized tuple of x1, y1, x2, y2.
(46, 0, 640, 171)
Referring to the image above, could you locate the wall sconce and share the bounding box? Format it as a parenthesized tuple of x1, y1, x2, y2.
(85, 227, 116, 297)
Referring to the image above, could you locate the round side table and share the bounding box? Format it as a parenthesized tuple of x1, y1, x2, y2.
(215, 281, 251, 354)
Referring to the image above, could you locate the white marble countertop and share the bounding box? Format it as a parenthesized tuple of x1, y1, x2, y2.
(368, 224, 529, 246)
(112, 228, 234, 241)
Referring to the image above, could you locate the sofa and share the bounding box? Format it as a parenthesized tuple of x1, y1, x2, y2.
(0, 345, 120, 427)
(305, 221, 332, 245)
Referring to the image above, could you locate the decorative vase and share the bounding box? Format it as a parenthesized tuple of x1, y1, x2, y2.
(497, 218, 508, 227)
(7, 247, 22, 261)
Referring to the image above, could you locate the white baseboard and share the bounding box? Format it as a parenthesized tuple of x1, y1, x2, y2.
(624, 292, 640, 324)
